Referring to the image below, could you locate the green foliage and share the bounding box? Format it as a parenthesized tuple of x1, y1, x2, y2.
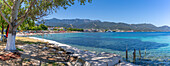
(0, 0, 92, 50)
(0, 16, 8, 31)
(32, 26, 42, 30)
(39, 24, 48, 30)
(53, 29, 64, 31)
(42, 62, 65, 66)
(18, 18, 36, 30)
(16, 48, 24, 51)
(0, 0, 92, 30)
(18, 23, 48, 30)
(17, 18, 47, 30)
(67, 28, 83, 31)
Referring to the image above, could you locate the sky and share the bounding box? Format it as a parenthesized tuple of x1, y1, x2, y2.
(45, 0, 170, 26)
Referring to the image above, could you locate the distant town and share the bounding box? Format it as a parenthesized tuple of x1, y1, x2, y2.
(47, 26, 134, 32)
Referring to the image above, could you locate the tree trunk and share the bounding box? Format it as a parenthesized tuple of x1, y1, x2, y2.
(5, 28, 17, 51)
(5, 0, 20, 51)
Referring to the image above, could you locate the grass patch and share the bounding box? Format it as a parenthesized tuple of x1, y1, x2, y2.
(15, 37, 48, 45)
(16, 40, 43, 44)
(42, 62, 65, 66)
(16, 48, 24, 51)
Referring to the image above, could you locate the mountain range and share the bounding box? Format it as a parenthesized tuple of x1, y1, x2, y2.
(37, 18, 170, 32)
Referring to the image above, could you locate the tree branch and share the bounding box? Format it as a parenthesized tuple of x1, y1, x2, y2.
(14, 0, 36, 29)
(20, 0, 24, 4)
(3, 0, 12, 9)
(0, 5, 12, 28)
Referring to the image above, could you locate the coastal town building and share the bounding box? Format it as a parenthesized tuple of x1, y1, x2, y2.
(83, 29, 105, 32)
(48, 27, 66, 31)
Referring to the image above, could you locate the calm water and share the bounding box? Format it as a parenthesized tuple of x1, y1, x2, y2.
(29, 32, 170, 65)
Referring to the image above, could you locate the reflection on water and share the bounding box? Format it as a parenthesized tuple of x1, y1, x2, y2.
(29, 32, 170, 65)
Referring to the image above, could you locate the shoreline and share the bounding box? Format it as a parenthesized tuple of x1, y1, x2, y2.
(21, 34, 137, 66)
(28, 37, 122, 66)
(14, 31, 170, 37)
(16, 31, 82, 37)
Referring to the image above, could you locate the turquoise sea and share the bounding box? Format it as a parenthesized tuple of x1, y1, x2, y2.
(29, 32, 170, 65)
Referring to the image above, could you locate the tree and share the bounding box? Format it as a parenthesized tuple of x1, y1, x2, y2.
(0, 16, 5, 41)
(0, 3, 10, 41)
(18, 18, 35, 30)
(67, 28, 84, 31)
(0, 0, 92, 51)
(0, 17, 9, 42)
(39, 24, 47, 30)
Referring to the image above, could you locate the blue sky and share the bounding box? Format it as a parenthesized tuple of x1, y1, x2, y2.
(45, 0, 170, 26)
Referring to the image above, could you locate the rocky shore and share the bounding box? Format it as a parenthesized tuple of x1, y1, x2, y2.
(0, 35, 137, 66)
(28, 37, 137, 66)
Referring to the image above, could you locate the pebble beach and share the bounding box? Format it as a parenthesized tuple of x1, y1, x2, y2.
(27, 35, 137, 66)
(0, 33, 137, 66)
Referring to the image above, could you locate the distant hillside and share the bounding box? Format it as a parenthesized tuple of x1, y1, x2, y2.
(37, 18, 170, 32)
